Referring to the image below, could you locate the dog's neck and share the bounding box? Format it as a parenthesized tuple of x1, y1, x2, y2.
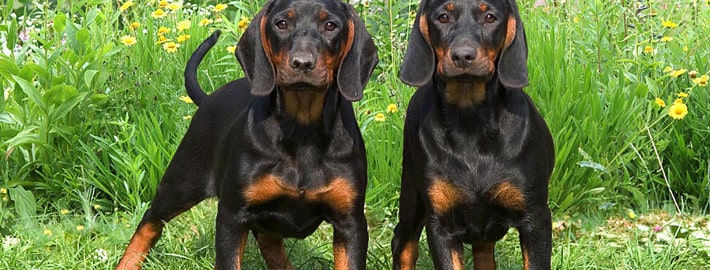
(443, 80, 487, 107)
(432, 76, 503, 135)
(281, 90, 328, 124)
(434, 76, 500, 109)
(275, 85, 338, 127)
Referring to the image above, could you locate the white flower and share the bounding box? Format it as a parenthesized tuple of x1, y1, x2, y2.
(2, 235, 20, 248)
(94, 248, 108, 261)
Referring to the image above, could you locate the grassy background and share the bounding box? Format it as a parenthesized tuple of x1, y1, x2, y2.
(1, 0, 709, 268)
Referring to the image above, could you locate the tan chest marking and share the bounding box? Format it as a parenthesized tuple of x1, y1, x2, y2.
(243, 175, 356, 214)
(428, 178, 463, 215)
(488, 181, 525, 211)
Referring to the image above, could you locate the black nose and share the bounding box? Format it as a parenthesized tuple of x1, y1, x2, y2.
(451, 46, 476, 68)
(290, 53, 315, 71)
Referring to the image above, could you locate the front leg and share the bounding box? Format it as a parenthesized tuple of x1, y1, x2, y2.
(332, 212, 368, 270)
(517, 206, 552, 270)
(426, 218, 465, 270)
(214, 203, 250, 270)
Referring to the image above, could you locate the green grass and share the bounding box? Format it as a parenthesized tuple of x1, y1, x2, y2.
(2, 202, 709, 269)
(1, 0, 710, 268)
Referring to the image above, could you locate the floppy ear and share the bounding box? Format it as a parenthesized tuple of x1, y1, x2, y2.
(398, 3, 435, 87)
(497, 4, 529, 89)
(336, 4, 378, 101)
(236, 0, 276, 96)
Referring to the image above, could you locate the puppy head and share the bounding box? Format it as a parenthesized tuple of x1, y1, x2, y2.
(400, 0, 528, 89)
(236, 0, 377, 101)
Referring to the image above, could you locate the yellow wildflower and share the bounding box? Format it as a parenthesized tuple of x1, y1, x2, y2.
(179, 96, 193, 104)
(156, 35, 169, 44)
(673, 98, 683, 105)
(654, 98, 666, 108)
(76, 225, 85, 231)
(677, 92, 689, 98)
(163, 42, 180, 53)
(129, 22, 140, 30)
(683, 46, 688, 52)
(183, 115, 193, 120)
(661, 20, 678, 28)
(626, 209, 636, 219)
(119, 1, 134, 12)
(374, 113, 386, 122)
(0, 187, 6, 194)
(226, 45, 236, 54)
(167, 2, 182, 11)
(662, 66, 674, 73)
(120, 35, 137, 46)
(93, 204, 101, 210)
(158, 26, 171, 35)
(214, 4, 228, 12)
(573, 16, 579, 23)
(670, 69, 687, 78)
(177, 34, 191, 43)
(238, 17, 250, 31)
(158, 0, 168, 9)
(60, 209, 69, 215)
(43, 229, 53, 236)
(660, 36, 673, 42)
(668, 102, 688, 120)
(386, 103, 398, 113)
(643, 45, 654, 54)
(693, 75, 708, 87)
(198, 18, 212, 27)
(176, 20, 191, 32)
(151, 9, 166, 19)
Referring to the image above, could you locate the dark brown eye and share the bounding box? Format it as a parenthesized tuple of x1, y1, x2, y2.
(276, 20, 288, 29)
(437, 14, 449, 23)
(485, 14, 497, 23)
(325, 21, 337, 31)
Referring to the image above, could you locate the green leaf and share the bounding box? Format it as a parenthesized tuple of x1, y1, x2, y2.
(577, 161, 608, 173)
(0, 112, 17, 124)
(49, 92, 88, 122)
(19, 62, 50, 83)
(3, 0, 13, 19)
(9, 186, 37, 227)
(5, 18, 17, 53)
(11, 75, 46, 112)
(64, 20, 80, 53)
(0, 57, 20, 77)
(44, 84, 79, 105)
(85, 8, 99, 26)
(558, 192, 575, 212)
(1, 126, 41, 149)
(76, 28, 90, 44)
(90, 93, 108, 104)
(54, 12, 67, 33)
(100, 43, 121, 58)
(84, 69, 99, 88)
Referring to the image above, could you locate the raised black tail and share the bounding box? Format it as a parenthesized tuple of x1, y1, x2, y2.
(184, 30, 221, 106)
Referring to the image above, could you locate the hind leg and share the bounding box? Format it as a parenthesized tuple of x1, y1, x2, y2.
(391, 165, 426, 270)
(254, 232, 294, 270)
(116, 144, 214, 270)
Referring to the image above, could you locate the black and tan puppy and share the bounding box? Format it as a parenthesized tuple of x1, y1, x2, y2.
(116, 0, 377, 269)
(391, 0, 554, 269)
